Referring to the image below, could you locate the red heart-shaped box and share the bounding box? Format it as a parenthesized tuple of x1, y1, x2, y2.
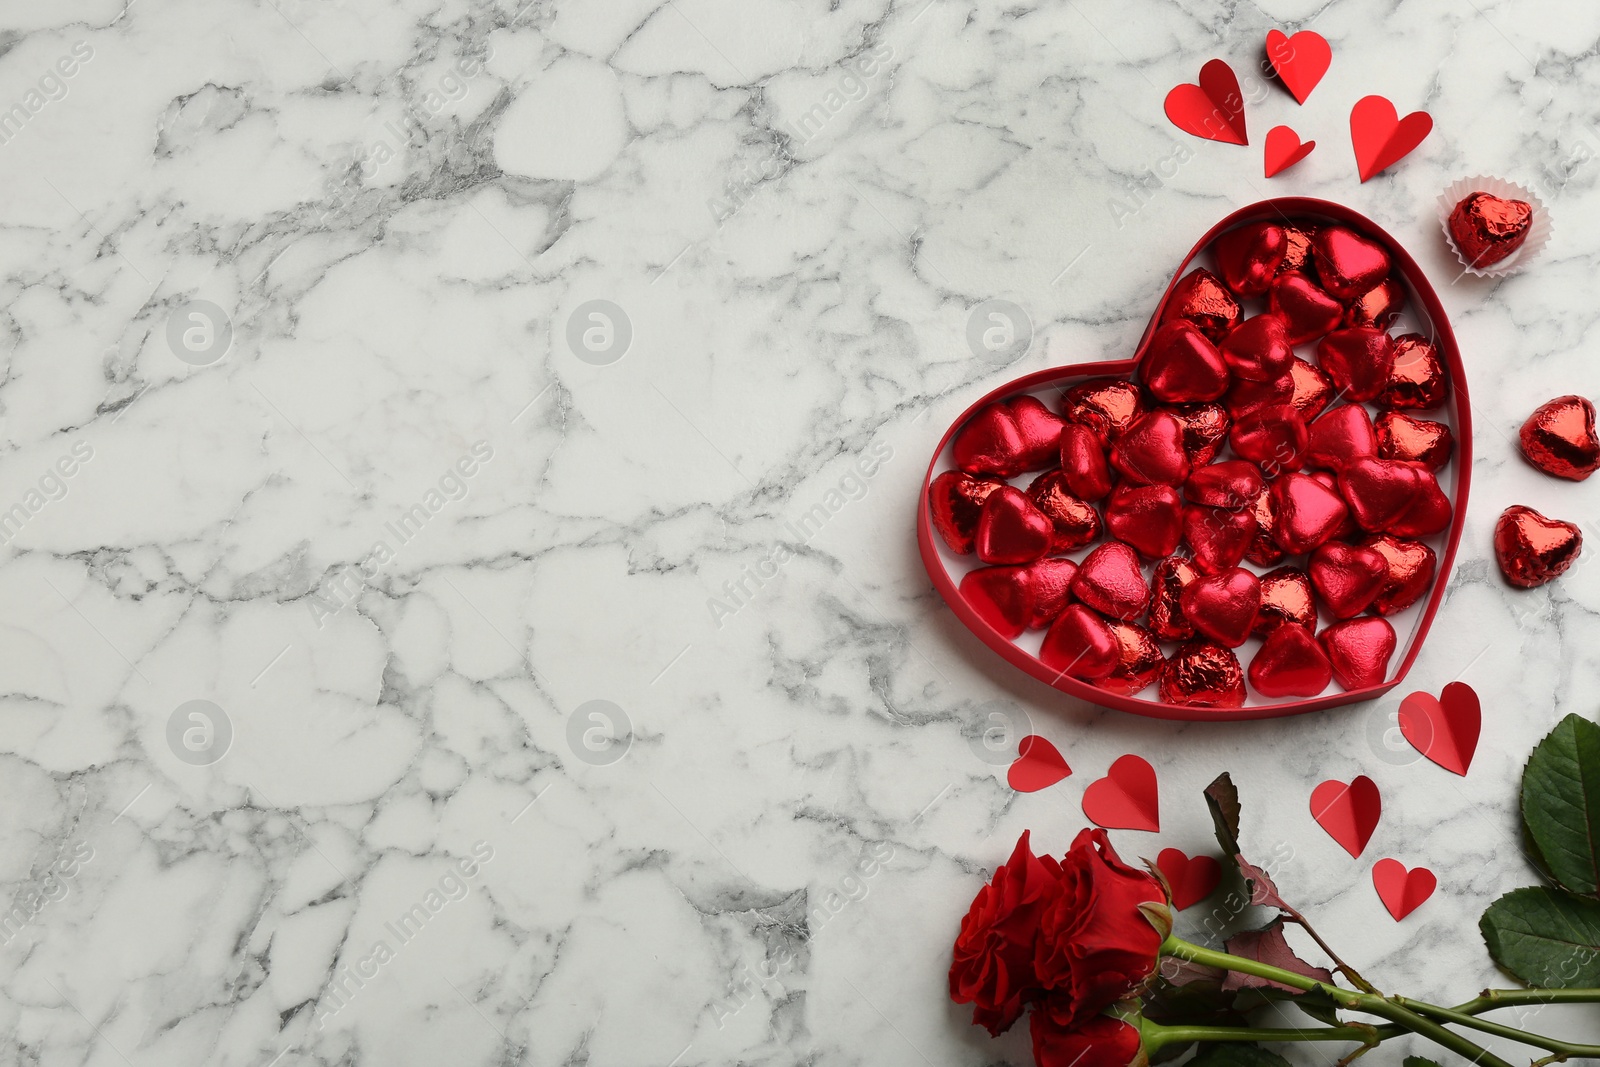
(917, 199, 1472, 721)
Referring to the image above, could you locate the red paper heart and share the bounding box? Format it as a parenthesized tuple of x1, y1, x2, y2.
(1264, 125, 1315, 178)
(1156, 848, 1222, 910)
(1007, 734, 1072, 792)
(1082, 754, 1160, 831)
(1265, 29, 1331, 104)
(1372, 857, 1436, 920)
(1310, 775, 1381, 857)
(1350, 95, 1433, 182)
(1165, 59, 1247, 145)
(1399, 681, 1481, 775)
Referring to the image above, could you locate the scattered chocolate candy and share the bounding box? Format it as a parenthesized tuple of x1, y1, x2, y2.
(1249, 623, 1333, 697)
(1148, 555, 1200, 641)
(1362, 533, 1437, 614)
(1376, 334, 1448, 411)
(1026, 471, 1102, 552)
(1163, 268, 1242, 343)
(1255, 567, 1316, 634)
(1520, 395, 1600, 481)
(1319, 616, 1397, 690)
(1040, 604, 1120, 679)
(1376, 412, 1453, 470)
(1060, 378, 1145, 447)
(1159, 640, 1246, 708)
(1093, 621, 1165, 696)
(1449, 192, 1533, 268)
(1495, 505, 1581, 589)
(929, 470, 1004, 554)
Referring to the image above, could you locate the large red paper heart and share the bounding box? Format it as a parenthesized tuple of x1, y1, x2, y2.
(1398, 681, 1481, 776)
(1265, 29, 1331, 104)
(1372, 857, 1436, 920)
(1350, 95, 1433, 182)
(1264, 126, 1315, 178)
(1007, 734, 1072, 792)
(1165, 59, 1248, 145)
(1082, 754, 1160, 831)
(1156, 848, 1222, 910)
(917, 199, 1472, 721)
(1311, 775, 1381, 857)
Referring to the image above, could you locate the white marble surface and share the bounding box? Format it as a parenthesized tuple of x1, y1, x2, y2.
(2, 1, 1600, 1064)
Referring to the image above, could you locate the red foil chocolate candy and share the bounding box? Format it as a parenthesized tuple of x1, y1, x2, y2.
(1362, 534, 1437, 615)
(1163, 268, 1243, 343)
(1255, 566, 1316, 634)
(1269, 272, 1345, 345)
(1224, 371, 1295, 420)
(1142, 320, 1231, 403)
(1094, 621, 1165, 696)
(1494, 505, 1582, 588)
(1230, 404, 1308, 472)
(1377, 334, 1448, 411)
(1338, 457, 1425, 533)
(1026, 471, 1103, 552)
(1221, 313, 1295, 382)
(1185, 460, 1264, 510)
(1271, 472, 1350, 554)
(1105, 483, 1184, 559)
(1111, 410, 1191, 486)
(1309, 541, 1387, 619)
(1520, 395, 1600, 481)
(1286, 359, 1335, 421)
(1179, 567, 1262, 647)
(1376, 412, 1453, 471)
(1072, 541, 1151, 620)
(1342, 277, 1405, 330)
(1304, 404, 1377, 473)
(1040, 604, 1120, 679)
(1249, 623, 1333, 697)
(1023, 557, 1079, 629)
(1060, 378, 1145, 447)
(1059, 422, 1114, 500)
(1160, 640, 1247, 708)
(1384, 465, 1452, 539)
(1449, 192, 1533, 268)
(929, 470, 1004, 554)
(1278, 224, 1315, 276)
(959, 565, 1034, 639)
(1171, 402, 1231, 466)
(976, 486, 1055, 564)
(1149, 555, 1200, 641)
(1184, 504, 1256, 574)
(1312, 225, 1390, 300)
(1215, 221, 1288, 297)
(953, 395, 1064, 477)
(1320, 616, 1397, 690)
(1245, 486, 1284, 566)
(1317, 327, 1395, 403)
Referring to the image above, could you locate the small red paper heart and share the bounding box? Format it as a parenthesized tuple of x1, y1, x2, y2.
(1264, 125, 1315, 178)
(1265, 29, 1331, 105)
(1165, 59, 1248, 145)
(1082, 754, 1160, 831)
(1399, 681, 1481, 776)
(1350, 95, 1433, 182)
(1156, 848, 1222, 910)
(1372, 857, 1436, 920)
(1007, 734, 1072, 793)
(1311, 775, 1381, 857)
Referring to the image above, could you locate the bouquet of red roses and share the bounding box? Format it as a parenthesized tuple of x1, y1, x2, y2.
(951, 715, 1600, 1067)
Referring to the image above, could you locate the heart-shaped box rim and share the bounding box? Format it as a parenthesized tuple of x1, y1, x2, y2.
(917, 197, 1473, 722)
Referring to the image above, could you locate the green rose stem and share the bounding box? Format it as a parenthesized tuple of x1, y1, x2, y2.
(1161, 936, 1517, 1067)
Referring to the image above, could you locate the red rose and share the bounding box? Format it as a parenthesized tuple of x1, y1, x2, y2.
(1031, 1010, 1144, 1067)
(949, 830, 1062, 1035)
(1033, 828, 1167, 1026)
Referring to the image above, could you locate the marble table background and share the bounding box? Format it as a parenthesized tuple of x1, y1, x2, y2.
(0, 0, 1598, 1064)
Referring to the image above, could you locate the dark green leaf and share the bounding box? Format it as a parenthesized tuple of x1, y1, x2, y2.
(1404, 1058, 1443, 1067)
(1480, 886, 1600, 987)
(1188, 1044, 1294, 1067)
(1522, 714, 1600, 896)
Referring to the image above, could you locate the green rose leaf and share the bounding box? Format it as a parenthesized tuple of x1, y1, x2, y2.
(1187, 1043, 1294, 1067)
(1522, 713, 1600, 896)
(1480, 886, 1600, 987)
